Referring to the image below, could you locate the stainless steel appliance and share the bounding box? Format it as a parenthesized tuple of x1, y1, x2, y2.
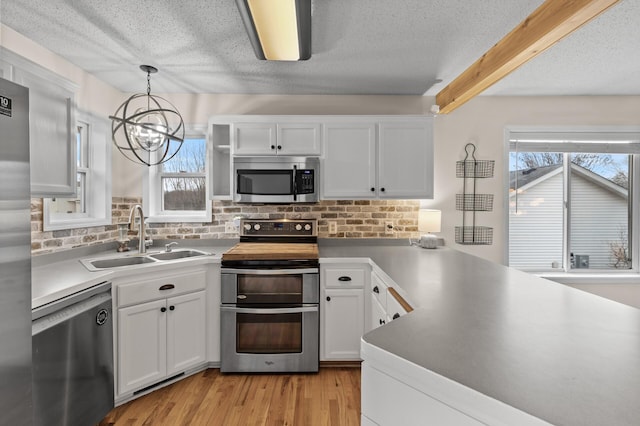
(233, 157, 319, 203)
(221, 219, 319, 373)
(32, 281, 114, 426)
(0, 78, 33, 425)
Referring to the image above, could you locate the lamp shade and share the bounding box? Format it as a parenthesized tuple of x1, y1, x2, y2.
(418, 209, 441, 233)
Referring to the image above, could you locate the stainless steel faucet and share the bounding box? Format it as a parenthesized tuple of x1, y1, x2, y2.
(128, 204, 148, 253)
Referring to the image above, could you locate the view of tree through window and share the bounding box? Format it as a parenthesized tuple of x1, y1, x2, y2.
(509, 148, 631, 271)
(161, 138, 206, 211)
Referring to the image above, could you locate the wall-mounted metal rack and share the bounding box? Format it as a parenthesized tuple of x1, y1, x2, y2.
(455, 143, 494, 245)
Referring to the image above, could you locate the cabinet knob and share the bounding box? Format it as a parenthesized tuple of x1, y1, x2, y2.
(159, 284, 175, 291)
(379, 319, 385, 325)
(277, 145, 282, 150)
(370, 187, 375, 192)
(270, 145, 276, 150)
(169, 305, 175, 311)
(373, 286, 379, 294)
(160, 307, 167, 313)
(380, 187, 385, 192)
(326, 296, 331, 302)
(338, 276, 352, 282)
(392, 313, 400, 320)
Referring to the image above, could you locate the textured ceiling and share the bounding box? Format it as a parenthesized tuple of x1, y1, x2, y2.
(0, 0, 636, 96)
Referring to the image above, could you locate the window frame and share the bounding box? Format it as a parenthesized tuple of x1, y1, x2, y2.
(144, 124, 211, 223)
(504, 126, 640, 275)
(43, 110, 112, 230)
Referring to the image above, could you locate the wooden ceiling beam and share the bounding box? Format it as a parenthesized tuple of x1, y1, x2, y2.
(435, 0, 620, 114)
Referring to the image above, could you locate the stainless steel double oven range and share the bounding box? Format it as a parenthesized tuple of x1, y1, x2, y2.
(220, 219, 319, 373)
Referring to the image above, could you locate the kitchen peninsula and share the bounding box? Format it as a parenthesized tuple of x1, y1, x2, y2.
(319, 242, 640, 426)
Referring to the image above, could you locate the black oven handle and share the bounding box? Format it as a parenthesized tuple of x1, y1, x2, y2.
(220, 305, 318, 314)
(221, 268, 319, 275)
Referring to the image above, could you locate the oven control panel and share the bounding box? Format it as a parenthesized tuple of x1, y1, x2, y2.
(240, 219, 317, 237)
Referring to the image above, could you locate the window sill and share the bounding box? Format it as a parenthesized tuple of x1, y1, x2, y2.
(537, 272, 640, 285)
(146, 212, 211, 224)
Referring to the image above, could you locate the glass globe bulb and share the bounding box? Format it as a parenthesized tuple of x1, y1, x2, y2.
(127, 109, 169, 151)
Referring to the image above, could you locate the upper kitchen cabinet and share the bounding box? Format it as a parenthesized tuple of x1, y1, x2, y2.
(232, 121, 321, 156)
(322, 117, 434, 199)
(2, 50, 78, 196)
(377, 120, 433, 199)
(322, 122, 377, 198)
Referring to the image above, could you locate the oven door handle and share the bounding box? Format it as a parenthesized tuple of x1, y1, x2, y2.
(221, 268, 318, 275)
(220, 305, 318, 314)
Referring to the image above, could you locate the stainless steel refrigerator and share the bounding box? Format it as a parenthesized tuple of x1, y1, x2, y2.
(0, 77, 33, 424)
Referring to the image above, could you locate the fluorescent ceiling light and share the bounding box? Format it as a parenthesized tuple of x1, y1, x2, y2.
(236, 0, 311, 61)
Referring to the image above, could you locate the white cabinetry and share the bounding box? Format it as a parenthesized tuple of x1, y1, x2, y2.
(2, 50, 77, 196)
(115, 267, 207, 398)
(232, 122, 321, 156)
(322, 117, 433, 199)
(368, 271, 412, 333)
(320, 264, 367, 361)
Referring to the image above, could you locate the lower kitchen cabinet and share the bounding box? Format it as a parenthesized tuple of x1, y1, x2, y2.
(320, 263, 367, 361)
(115, 267, 207, 398)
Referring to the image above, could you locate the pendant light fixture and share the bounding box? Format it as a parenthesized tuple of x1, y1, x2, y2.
(109, 65, 185, 166)
(236, 0, 311, 61)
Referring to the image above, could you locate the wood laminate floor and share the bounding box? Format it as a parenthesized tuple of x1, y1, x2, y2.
(100, 367, 361, 426)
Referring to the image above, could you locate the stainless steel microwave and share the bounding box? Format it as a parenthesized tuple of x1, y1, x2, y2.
(233, 157, 319, 203)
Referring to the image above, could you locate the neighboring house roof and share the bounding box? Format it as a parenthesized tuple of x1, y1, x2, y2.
(510, 163, 628, 198)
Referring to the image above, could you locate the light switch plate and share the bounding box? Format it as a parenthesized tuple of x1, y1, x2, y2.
(329, 221, 337, 234)
(225, 221, 236, 233)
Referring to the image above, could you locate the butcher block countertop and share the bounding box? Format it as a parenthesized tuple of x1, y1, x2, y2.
(222, 243, 319, 261)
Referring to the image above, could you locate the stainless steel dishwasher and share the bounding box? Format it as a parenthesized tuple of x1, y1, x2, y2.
(32, 281, 114, 426)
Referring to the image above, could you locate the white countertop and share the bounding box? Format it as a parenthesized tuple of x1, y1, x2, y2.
(319, 242, 640, 426)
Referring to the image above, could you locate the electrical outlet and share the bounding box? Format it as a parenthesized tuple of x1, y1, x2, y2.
(225, 221, 236, 233)
(385, 221, 394, 234)
(329, 221, 337, 234)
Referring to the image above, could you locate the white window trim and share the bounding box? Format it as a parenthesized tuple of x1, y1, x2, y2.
(503, 126, 640, 277)
(144, 125, 211, 223)
(43, 110, 112, 230)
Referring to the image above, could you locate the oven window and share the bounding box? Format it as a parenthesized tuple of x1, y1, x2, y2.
(238, 275, 302, 304)
(237, 170, 293, 195)
(236, 312, 302, 354)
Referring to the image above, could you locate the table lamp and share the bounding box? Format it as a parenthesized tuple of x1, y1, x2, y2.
(418, 209, 441, 249)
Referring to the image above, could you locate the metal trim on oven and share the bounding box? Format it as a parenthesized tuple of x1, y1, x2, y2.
(221, 268, 318, 275)
(221, 305, 318, 314)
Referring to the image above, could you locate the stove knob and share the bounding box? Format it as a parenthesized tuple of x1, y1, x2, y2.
(253, 224, 261, 231)
(243, 224, 252, 231)
(304, 224, 312, 231)
(295, 224, 303, 231)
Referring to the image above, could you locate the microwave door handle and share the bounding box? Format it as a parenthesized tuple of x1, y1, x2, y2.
(293, 165, 298, 201)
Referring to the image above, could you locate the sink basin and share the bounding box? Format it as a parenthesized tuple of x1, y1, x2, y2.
(148, 249, 209, 260)
(87, 256, 157, 269)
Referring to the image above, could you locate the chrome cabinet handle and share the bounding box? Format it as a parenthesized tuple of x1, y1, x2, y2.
(159, 284, 175, 291)
(237, 295, 247, 300)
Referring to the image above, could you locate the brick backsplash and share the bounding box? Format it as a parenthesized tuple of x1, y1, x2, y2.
(31, 198, 420, 255)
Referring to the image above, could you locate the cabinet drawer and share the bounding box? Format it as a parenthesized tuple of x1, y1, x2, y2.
(324, 268, 365, 288)
(118, 270, 206, 307)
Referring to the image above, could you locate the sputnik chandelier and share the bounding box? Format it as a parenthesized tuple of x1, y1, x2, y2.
(110, 65, 184, 166)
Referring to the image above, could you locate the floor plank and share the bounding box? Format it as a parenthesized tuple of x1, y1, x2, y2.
(100, 367, 361, 426)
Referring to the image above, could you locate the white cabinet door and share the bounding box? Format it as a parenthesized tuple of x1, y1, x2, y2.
(118, 299, 167, 394)
(322, 122, 376, 198)
(371, 296, 387, 331)
(13, 66, 76, 196)
(166, 291, 207, 375)
(378, 120, 433, 199)
(277, 122, 321, 155)
(233, 122, 276, 155)
(321, 288, 364, 360)
(387, 291, 408, 322)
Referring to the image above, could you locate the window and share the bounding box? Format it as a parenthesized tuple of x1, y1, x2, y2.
(43, 111, 111, 230)
(145, 126, 211, 222)
(507, 129, 640, 272)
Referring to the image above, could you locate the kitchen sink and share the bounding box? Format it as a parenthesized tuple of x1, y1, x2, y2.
(148, 249, 209, 260)
(87, 256, 157, 269)
(80, 248, 212, 271)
